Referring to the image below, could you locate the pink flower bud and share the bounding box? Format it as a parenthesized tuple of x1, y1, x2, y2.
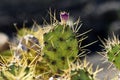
(60, 12, 69, 24)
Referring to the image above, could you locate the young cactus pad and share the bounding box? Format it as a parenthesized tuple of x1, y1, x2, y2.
(101, 34, 120, 70)
(71, 58, 102, 80)
(43, 24, 79, 73)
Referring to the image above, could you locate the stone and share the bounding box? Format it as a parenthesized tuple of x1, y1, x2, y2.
(0, 33, 9, 51)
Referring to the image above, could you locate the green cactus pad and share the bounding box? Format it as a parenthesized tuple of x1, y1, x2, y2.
(71, 69, 94, 80)
(102, 35, 120, 70)
(70, 58, 102, 80)
(43, 24, 79, 73)
(107, 44, 120, 69)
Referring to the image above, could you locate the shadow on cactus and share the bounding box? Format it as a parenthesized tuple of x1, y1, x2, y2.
(0, 10, 101, 80)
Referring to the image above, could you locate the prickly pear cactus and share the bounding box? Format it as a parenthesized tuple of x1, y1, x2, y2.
(48, 58, 102, 80)
(107, 44, 120, 69)
(101, 34, 120, 70)
(71, 58, 102, 80)
(0, 11, 101, 80)
(42, 12, 79, 74)
(0, 58, 34, 80)
(43, 24, 78, 73)
(100, 34, 120, 80)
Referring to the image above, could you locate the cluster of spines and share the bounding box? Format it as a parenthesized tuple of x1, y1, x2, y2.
(100, 34, 120, 79)
(48, 58, 102, 80)
(0, 57, 34, 80)
(70, 58, 102, 80)
(100, 34, 120, 70)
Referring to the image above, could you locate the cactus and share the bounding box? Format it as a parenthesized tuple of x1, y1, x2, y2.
(100, 34, 120, 70)
(48, 58, 102, 80)
(0, 11, 102, 80)
(43, 11, 95, 75)
(43, 23, 79, 74)
(71, 58, 102, 80)
(0, 56, 34, 80)
(100, 34, 120, 80)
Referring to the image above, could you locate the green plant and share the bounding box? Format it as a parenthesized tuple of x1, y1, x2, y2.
(100, 34, 120, 79)
(0, 11, 102, 80)
(71, 58, 102, 80)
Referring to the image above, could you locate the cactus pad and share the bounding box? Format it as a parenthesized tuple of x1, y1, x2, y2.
(71, 58, 102, 80)
(43, 24, 79, 73)
(102, 35, 120, 70)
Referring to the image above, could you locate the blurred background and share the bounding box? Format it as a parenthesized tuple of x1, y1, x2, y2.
(0, 0, 120, 52)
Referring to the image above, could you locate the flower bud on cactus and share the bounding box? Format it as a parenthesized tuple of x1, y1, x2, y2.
(60, 11, 69, 25)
